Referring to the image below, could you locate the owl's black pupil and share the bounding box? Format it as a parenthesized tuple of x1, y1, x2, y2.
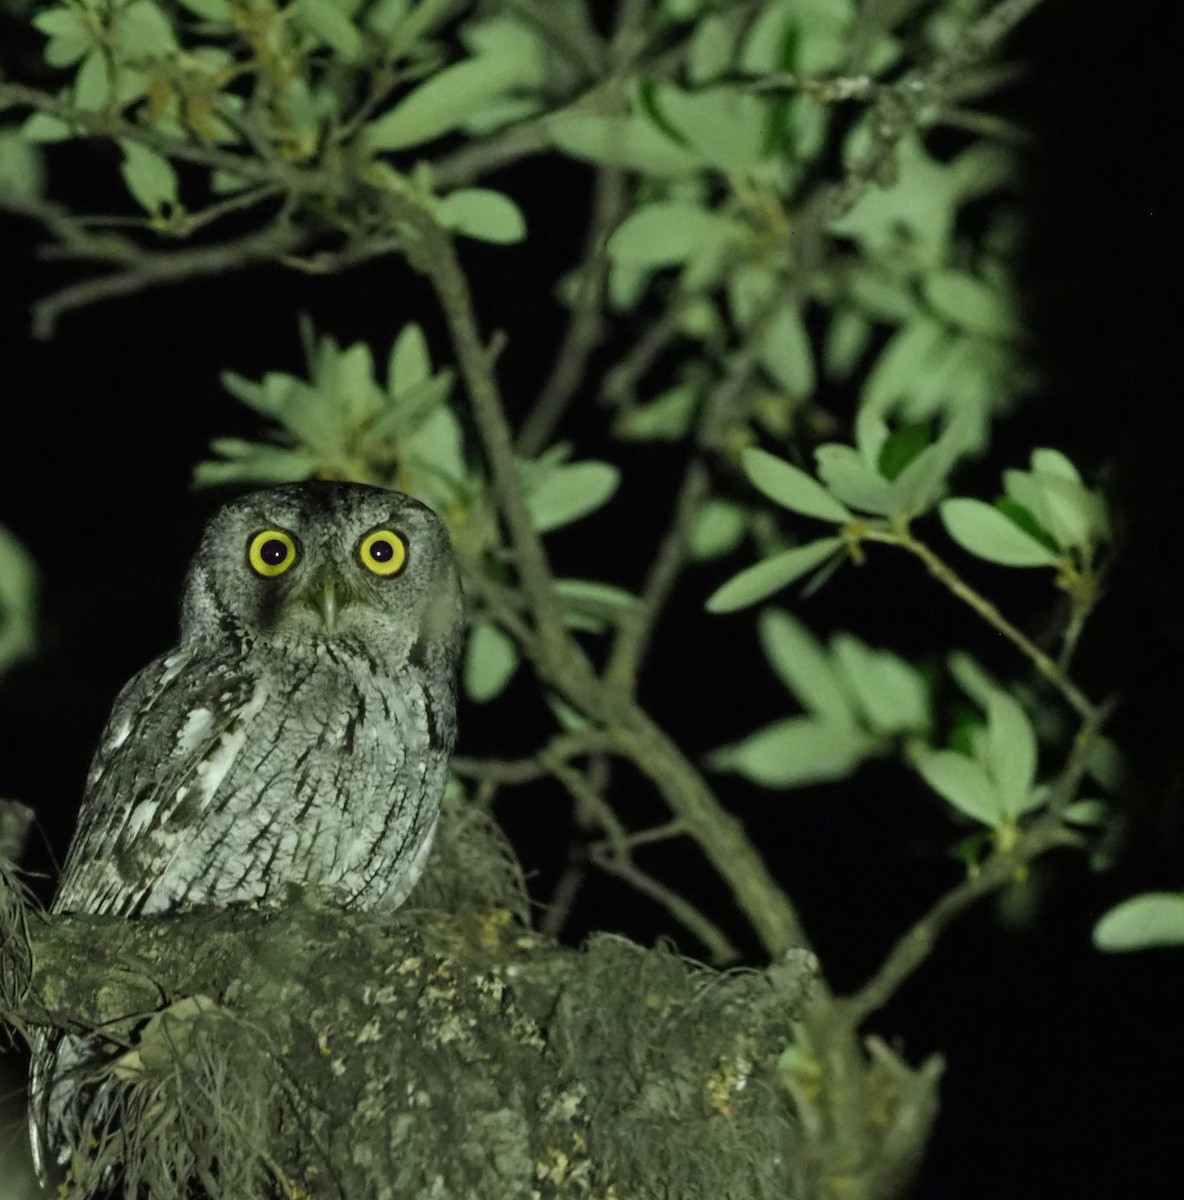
(370, 540, 394, 562)
(261, 539, 288, 565)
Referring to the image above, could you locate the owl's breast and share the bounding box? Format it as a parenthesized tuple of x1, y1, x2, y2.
(77, 642, 455, 916)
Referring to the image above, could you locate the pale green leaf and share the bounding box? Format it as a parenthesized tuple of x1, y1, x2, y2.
(607, 201, 736, 269)
(940, 498, 1061, 567)
(924, 269, 1018, 339)
(652, 82, 767, 172)
(814, 445, 893, 514)
(295, 0, 363, 58)
(984, 690, 1037, 817)
(365, 54, 542, 152)
(709, 717, 870, 787)
(760, 306, 815, 397)
(464, 620, 519, 702)
(706, 537, 843, 613)
(831, 636, 928, 735)
(22, 112, 74, 143)
(387, 323, 431, 395)
(0, 131, 45, 202)
(687, 13, 742, 83)
(824, 308, 871, 380)
(113, 1, 178, 57)
(436, 188, 526, 244)
(862, 318, 950, 414)
(758, 609, 854, 725)
(74, 49, 112, 110)
(547, 112, 700, 175)
(886, 412, 974, 519)
(743, 447, 852, 523)
(527, 461, 619, 532)
(1062, 799, 1109, 827)
(194, 442, 317, 487)
(687, 499, 747, 561)
(614, 385, 696, 441)
(0, 524, 37, 677)
(1093, 894, 1184, 952)
(914, 747, 1001, 825)
(120, 140, 179, 214)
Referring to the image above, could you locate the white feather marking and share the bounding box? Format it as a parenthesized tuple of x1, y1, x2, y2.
(108, 717, 132, 751)
(193, 686, 268, 803)
(177, 707, 214, 752)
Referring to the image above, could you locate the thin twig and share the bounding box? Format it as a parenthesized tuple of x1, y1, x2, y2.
(862, 528, 1095, 720)
(517, 166, 625, 457)
(605, 459, 711, 692)
(842, 697, 1113, 1027)
(32, 226, 307, 338)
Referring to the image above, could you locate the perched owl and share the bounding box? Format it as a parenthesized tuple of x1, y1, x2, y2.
(30, 481, 464, 1173)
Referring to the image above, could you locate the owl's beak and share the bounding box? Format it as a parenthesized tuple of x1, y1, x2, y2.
(301, 565, 352, 633)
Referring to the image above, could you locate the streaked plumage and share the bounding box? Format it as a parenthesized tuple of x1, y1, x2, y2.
(31, 481, 464, 1175)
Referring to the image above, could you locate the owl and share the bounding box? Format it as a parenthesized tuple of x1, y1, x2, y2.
(30, 481, 464, 1173)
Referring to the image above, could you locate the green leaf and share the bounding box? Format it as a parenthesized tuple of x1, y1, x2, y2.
(940, 498, 1061, 567)
(824, 308, 871, 380)
(119, 140, 179, 215)
(607, 201, 736, 270)
(614, 385, 696, 441)
(1093, 894, 1184, 952)
(651, 82, 767, 172)
(924, 269, 1018, 339)
(547, 112, 700, 175)
(759, 306, 815, 397)
(74, 48, 112, 110)
(0, 524, 37, 677)
(861, 318, 950, 414)
(830, 636, 928, 735)
(555, 579, 635, 632)
(709, 717, 870, 787)
(295, 0, 363, 58)
(687, 13, 742, 83)
(758, 609, 854, 725)
(194, 441, 317, 487)
(994, 497, 1058, 552)
(814, 445, 893, 514)
(527, 461, 619, 532)
(464, 620, 518, 702)
(387, 324, 431, 395)
(984, 690, 1037, 817)
(113, 1, 178, 57)
(742, 448, 851, 522)
(706, 537, 843, 612)
(1063, 799, 1109, 827)
(886, 412, 974, 520)
(365, 54, 542, 152)
(0, 131, 45, 202)
(435, 188, 526, 244)
(687, 499, 747, 561)
(913, 747, 1001, 825)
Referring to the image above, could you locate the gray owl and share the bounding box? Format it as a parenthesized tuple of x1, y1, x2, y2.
(30, 481, 464, 1174)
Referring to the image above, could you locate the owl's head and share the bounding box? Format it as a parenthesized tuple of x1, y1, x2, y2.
(181, 482, 463, 673)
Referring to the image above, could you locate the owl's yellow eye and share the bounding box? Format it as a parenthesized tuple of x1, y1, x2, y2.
(358, 528, 407, 577)
(247, 529, 298, 578)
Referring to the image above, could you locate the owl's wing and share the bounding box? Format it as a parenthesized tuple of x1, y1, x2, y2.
(53, 646, 260, 917)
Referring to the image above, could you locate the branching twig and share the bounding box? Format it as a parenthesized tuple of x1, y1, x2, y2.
(842, 697, 1113, 1027)
(861, 527, 1095, 720)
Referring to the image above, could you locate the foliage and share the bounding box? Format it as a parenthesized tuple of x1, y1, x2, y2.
(0, 1, 1155, 1197)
